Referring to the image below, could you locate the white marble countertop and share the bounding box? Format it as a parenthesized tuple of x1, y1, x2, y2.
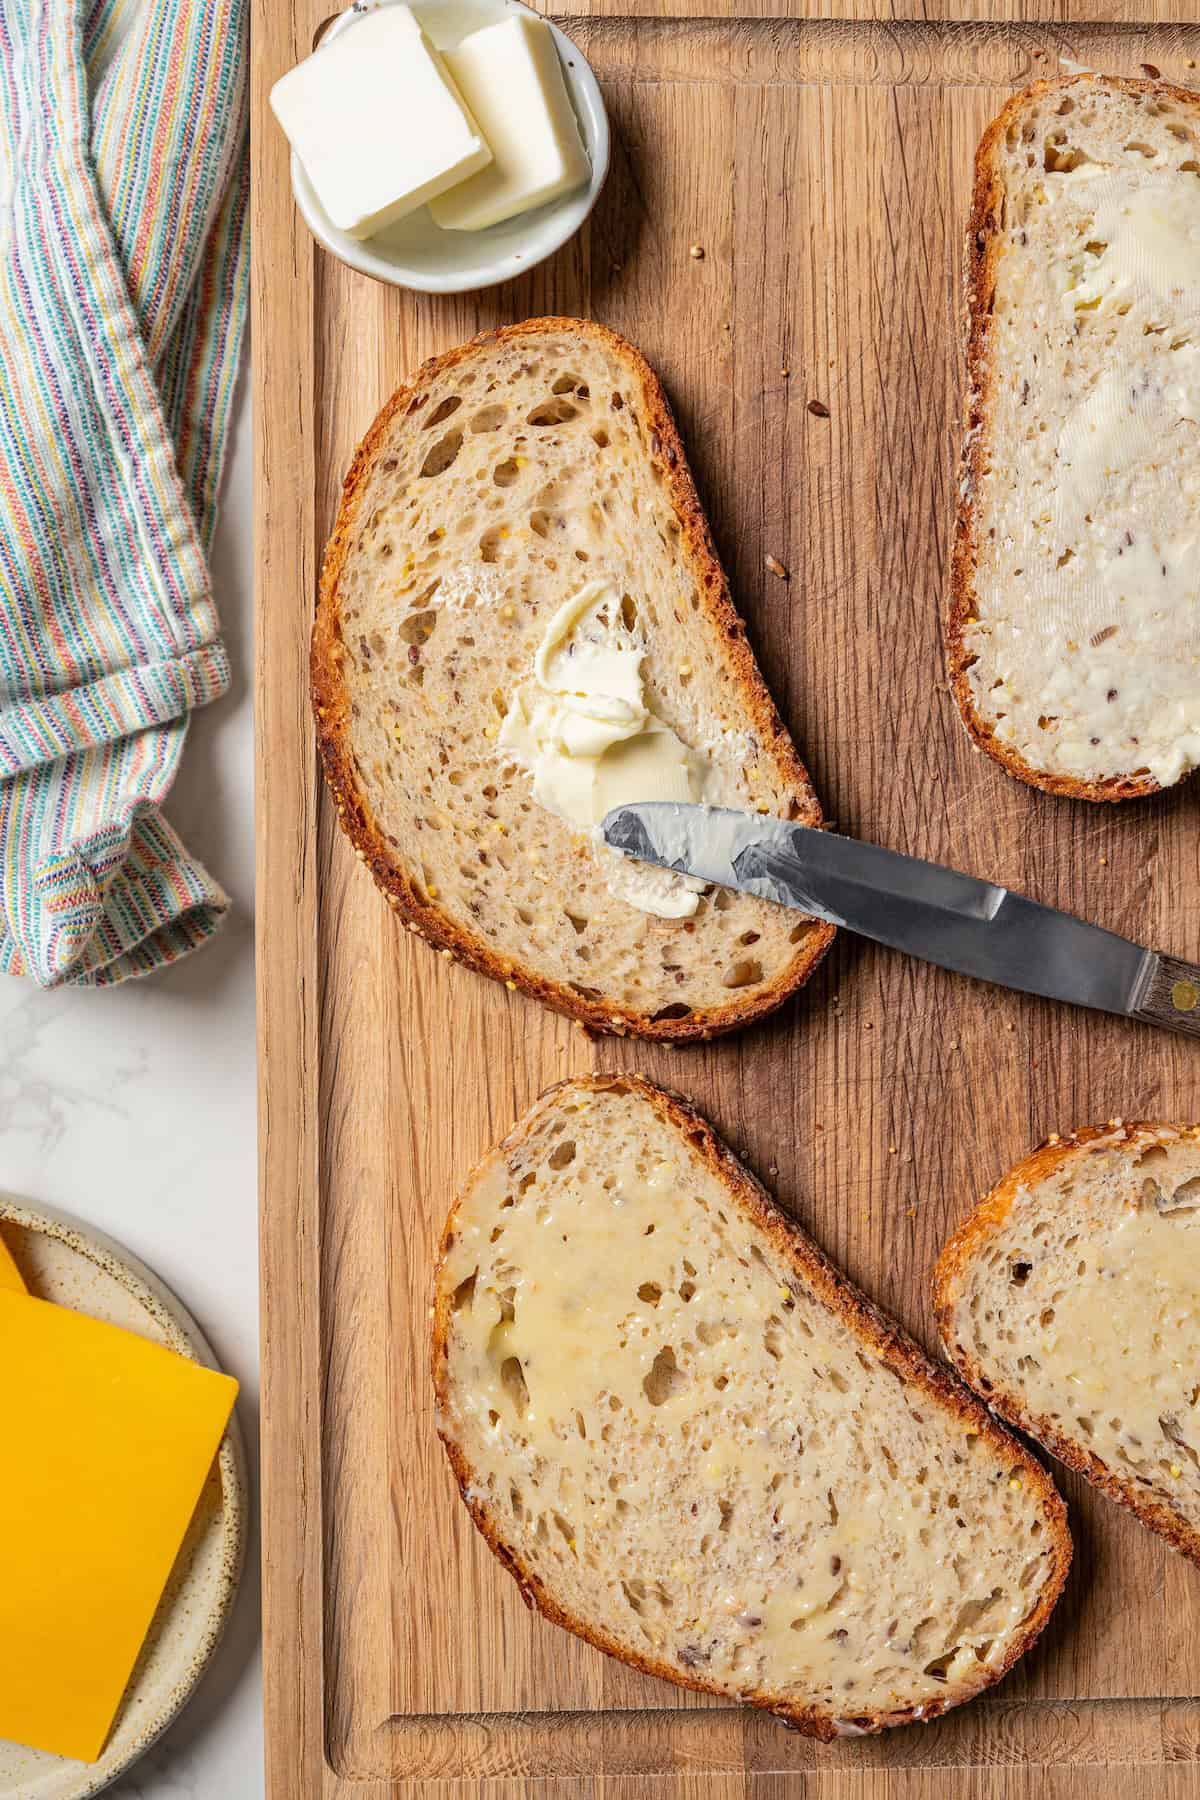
(0, 379, 263, 1800)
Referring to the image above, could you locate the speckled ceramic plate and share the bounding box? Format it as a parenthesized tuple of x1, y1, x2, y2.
(0, 1199, 248, 1800)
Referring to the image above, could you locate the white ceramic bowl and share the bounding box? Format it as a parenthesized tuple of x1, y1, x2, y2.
(290, 0, 609, 293)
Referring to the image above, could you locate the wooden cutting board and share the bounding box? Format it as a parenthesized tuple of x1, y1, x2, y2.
(253, 5, 1200, 1794)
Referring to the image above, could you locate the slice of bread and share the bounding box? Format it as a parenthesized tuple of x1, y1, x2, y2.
(433, 1075, 1070, 1737)
(935, 1122, 1200, 1564)
(313, 319, 833, 1039)
(948, 75, 1200, 801)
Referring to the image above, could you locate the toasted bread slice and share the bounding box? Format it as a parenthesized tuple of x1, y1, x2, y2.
(936, 1122, 1200, 1564)
(433, 1075, 1070, 1738)
(949, 75, 1200, 800)
(312, 319, 833, 1040)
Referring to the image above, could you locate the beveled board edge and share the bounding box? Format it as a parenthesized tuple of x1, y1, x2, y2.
(253, 0, 326, 1795)
(346, 1699, 1200, 1780)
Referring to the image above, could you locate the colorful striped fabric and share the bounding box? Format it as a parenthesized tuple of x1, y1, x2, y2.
(0, 0, 247, 985)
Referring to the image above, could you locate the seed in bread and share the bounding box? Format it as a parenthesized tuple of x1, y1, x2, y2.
(949, 75, 1200, 800)
(935, 1121, 1200, 1564)
(313, 319, 834, 1038)
(433, 1074, 1070, 1738)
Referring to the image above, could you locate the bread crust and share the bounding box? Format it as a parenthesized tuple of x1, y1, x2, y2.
(313, 318, 835, 1039)
(433, 1073, 1072, 1739)
(934, 1120, 1200, 1566)
(947, 74, 1200, 804)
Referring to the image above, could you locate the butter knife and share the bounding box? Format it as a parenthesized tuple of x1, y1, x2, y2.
(601, 802, 1200, 1037)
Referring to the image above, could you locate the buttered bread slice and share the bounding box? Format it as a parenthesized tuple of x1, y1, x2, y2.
(936, 1122, 1200, 1565)
(949, 75, 1200, 799)
(433, 1076, 1070, 1738)
(313, 319, 833, 1039)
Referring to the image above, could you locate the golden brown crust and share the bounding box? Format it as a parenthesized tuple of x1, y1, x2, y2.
(934, 1120, 1200, 1566)
(432, 1073, 1072, 1739)
(312, 318, 835, 1040)
(946, 74, 1200, 804)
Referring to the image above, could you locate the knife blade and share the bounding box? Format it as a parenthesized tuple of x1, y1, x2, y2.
(601, 802, 1200, 1037)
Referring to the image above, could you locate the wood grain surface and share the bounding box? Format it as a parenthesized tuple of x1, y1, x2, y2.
(253, 6, 1200, 1794)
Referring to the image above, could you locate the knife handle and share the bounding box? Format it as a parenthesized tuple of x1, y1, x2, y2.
(1131, 953, 1200, 1038)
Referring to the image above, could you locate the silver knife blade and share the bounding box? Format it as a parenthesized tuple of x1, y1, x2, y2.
(601, 802, 1197, 1031)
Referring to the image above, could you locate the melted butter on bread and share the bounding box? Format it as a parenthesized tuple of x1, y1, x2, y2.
(500, 580, 708, 917)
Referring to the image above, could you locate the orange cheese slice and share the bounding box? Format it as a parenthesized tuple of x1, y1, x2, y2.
(0, 1291, 237, 1761)
(0, 1227, 26, 1293)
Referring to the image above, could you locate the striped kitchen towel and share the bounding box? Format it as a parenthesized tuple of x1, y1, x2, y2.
(0, 0, 248, 985)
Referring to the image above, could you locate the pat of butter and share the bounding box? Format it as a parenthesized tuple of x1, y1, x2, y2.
(499, 581, 707, 918)
(0, 1291, 237, 1763)
(430, 15, 589, 232)
(270, 6, 492, 240)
